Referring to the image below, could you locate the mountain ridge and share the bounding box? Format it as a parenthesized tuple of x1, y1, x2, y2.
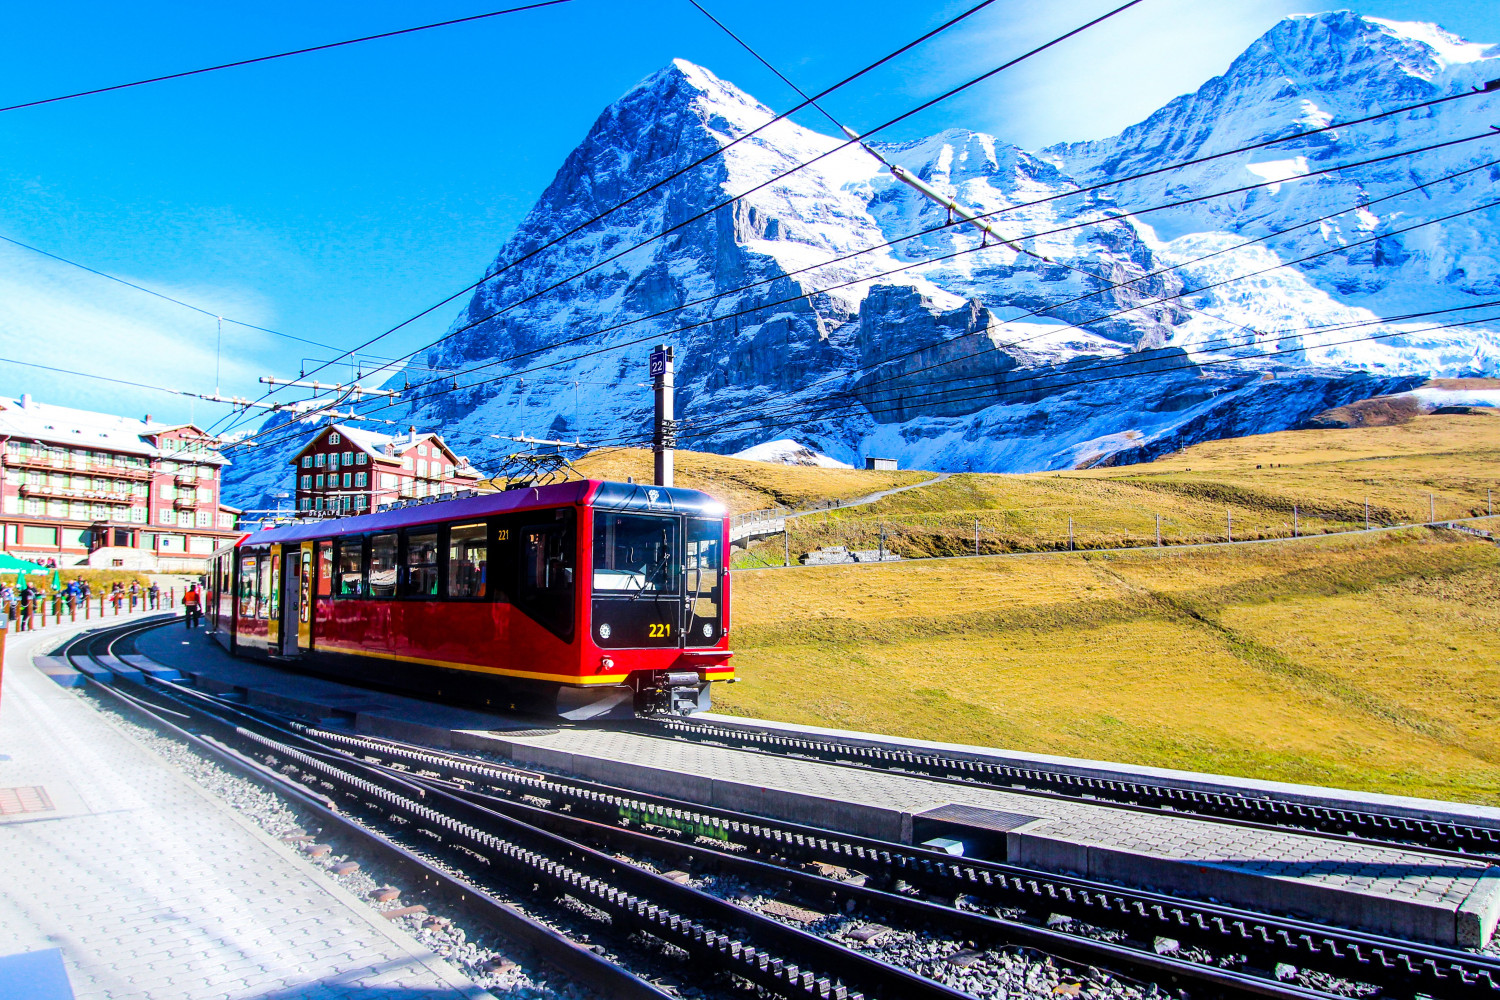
(223, 11, 1500, 509)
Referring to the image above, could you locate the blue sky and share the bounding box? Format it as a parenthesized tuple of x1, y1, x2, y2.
(1, 0, 1496, 430)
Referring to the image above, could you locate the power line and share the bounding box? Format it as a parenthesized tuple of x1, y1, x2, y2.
(0, 232, 326, 348)
(272, 0, 1007, 396)
(711, 141, 1500, 430)
(227, 138, 1500, 458)
(0, 1, 575, 114)
(354, 136, 1500, 429)
(282, 0, 1148, 404)
(611, 310, 1500, 447)
(384, 84, 1500, 408)
(677, 199, 1500, 439)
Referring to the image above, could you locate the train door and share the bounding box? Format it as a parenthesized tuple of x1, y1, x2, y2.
(279, 547, 302, 656)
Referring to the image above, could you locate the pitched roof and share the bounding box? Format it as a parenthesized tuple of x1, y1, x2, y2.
(291, 423, 482, 475)
(0, 396, 228, 464)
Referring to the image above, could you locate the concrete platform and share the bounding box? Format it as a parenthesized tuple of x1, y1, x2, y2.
(0, 620, 490, 1000)
(136, 626, 1500, 949)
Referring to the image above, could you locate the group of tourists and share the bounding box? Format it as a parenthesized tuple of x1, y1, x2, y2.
(1, 576, 192, 630)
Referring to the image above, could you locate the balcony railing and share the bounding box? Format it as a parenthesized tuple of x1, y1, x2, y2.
(18, 483, 138, 505)
(4, 452, 153, 478)
(173, 495, 200, 508)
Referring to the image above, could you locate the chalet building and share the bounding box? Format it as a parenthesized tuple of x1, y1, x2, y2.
(0, 394, 242, 570)
(290, 424, 484, 515)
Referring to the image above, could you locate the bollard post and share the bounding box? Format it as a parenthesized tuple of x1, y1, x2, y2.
(0, 609, 7, 712)
(84, 595, 90, 619)
(40, 600, 46, 628)
(171, 587, 176, 608)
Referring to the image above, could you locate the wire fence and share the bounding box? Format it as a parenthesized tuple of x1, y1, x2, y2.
(730, 487, 1500, 569)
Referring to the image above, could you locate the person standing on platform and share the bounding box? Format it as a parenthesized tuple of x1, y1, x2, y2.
(148, 581, 160, 610)
(128, 581, 140, 611)
(183, 584, 202, 629)
(110, 584, 123, 614)
(17, 584, 32, 631)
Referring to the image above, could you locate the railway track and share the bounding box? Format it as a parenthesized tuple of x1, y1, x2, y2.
(45, 618, 1500, 999)
(643, 716, 1500, 862)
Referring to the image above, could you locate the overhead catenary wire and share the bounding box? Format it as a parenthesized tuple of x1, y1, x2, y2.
(589, 308, 1500, 448)
(275, 137, 1500, 446)
(224, 145, 1500, 458)
(375, 85, 1500, 410)
(674, 198, 1500, 439)
(270, 0, 1009, 398)
(0, 1, 575, 114)
(701, 145, 1500, 430)
(247, 23, 1499, 433)
(274, 0, 1148, 411)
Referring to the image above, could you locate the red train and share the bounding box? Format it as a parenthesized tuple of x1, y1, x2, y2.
(207, 479, 733, 719)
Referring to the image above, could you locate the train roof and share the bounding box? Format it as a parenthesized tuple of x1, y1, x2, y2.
(237, 479, 726, 548)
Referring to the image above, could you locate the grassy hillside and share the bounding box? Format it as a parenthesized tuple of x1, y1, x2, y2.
(571, 448, 929, 514)
(719, 527, 1500, 804)
(728, 412, 1500, 563)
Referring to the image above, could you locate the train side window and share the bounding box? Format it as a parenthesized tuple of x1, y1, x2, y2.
(256, 555, 271, 620)
(401, 529, 440, 598)
(238, 555, 257, 617)
(369, 533, 398, 598)
(336, 538, 366, 598)
(447, 522, 487, 599)
(315, 540, 333, 598)
(515, 509, 575, 640)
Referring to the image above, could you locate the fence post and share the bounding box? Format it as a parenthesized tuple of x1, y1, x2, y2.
(1430, 493, 1435, 524)
(1227, 509, 1233, 544)
(1490, 488, 1494, 517)
(84, 595, 90, 619)
(1293, 505, 1299, 538)
(170, 587, 176, 608)
(974, 517, 979, 557)
(1156, 514, 1161, 547)
(1365, 498, 1370, 530)
(783, 529, 789, 568)
(1068, 516, 1074, 552)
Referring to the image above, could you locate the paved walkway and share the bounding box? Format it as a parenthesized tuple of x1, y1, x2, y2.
(0, 623, 488, 1000)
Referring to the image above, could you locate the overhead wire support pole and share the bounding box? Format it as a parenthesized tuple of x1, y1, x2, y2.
(651, 344, 675, 487)
(488, 434, 594, 451)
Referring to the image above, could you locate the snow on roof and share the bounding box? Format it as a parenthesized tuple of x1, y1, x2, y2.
(295, 423, 484, 474)
(0, 395, 226, 463)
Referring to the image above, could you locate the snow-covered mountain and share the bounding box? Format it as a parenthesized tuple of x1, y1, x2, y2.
(225, 12, 1500, 508)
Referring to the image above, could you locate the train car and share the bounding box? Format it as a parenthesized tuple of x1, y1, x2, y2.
(207, 479, 732, 719)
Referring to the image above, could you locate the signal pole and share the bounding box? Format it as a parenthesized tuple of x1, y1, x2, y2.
(651, 344, 675, 487)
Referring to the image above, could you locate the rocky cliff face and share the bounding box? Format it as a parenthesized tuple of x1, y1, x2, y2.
(225, 13, 1500, 508)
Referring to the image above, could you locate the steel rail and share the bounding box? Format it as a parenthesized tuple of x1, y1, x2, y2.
(643, 717, 1500, 859)
(308, 727, 1500, 1000)
(52, 620, 674, 1000)
(62, 620, 1500, 998)
(71, 623, 966, 1000)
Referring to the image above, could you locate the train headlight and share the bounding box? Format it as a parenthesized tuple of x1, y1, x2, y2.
(598, 622, 611, 640)
(701, 622, 714, 638)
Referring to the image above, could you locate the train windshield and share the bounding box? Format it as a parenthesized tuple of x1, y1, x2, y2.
(593, 513, 678, 593)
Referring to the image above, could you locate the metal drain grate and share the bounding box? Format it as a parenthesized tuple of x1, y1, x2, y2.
(0, 786, 55, 816)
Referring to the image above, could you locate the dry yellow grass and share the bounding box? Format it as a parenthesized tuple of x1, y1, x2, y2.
(718, 528, 1500, 803)
(572, 448, 929, 514)
(726, 412, 1500, 563)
